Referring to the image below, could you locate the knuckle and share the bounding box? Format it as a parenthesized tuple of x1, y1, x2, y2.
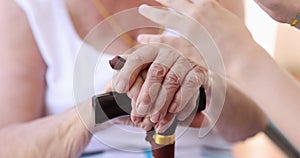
(127, 53, 146, 66)
(184, 72, 201, 88)
(193, 65, 208, 85)
(183, 58, 195, 69)
(164, 71, 181, 89)
(148, 63, 167, 81)
(193, 65, 207, 78)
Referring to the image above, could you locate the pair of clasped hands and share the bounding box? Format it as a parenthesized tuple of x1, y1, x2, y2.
(111, 0, 215, 133)
(111, 0, 244, 133)
(108, 0, 224, 133)
(111, 0, 295, 133)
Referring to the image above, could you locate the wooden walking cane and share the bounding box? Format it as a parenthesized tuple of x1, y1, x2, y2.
(92, 56, 206, 158)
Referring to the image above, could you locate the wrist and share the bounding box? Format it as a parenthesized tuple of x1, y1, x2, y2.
(287, 1, 300, 29)
(224, 38, 258, 78)
(226, 41, 272, 81)
(55, 101, 93, 157)
(75, 99, 95, 133)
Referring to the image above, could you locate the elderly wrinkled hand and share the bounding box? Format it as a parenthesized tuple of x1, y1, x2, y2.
(112, 44, 209, 132)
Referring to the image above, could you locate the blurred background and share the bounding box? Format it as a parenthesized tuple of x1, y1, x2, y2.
(233, 1, 300, 158)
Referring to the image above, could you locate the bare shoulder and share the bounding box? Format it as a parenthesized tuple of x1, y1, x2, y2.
(0, 0, 39, 49)
(0, 0, 46, 127)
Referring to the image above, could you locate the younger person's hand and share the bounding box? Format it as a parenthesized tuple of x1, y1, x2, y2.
(254, 0, 300, 27)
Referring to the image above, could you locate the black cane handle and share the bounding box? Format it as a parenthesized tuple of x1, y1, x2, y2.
(93, 92, 131, 124)
(92, 55, 207, 158)
(93, 87, 206, 126)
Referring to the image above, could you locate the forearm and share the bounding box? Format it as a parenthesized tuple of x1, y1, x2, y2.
(229, 43, 300, 150)
(0, 100, 92, 158)
(213, 77, 267, 142)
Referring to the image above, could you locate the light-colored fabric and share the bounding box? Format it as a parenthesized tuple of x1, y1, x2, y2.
(14, 0, 232, 157)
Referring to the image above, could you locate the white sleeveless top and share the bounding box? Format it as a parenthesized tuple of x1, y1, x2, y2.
(15, 0, 232, 157)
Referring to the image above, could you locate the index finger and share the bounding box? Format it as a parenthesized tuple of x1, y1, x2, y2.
(113, 45, 158, 93)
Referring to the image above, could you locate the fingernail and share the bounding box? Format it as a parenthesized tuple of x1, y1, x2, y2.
(143, 124, 153, 131)
(140, 4, 149, 8)
(131, 117, 137, 123)
(150, 113, 160, 123)
(137, 35, 144, 42)
(115, 81, 126, 92)
(155, 124, 160, 131)
(132, 117, 142, 125)
(169, 103, 177, 113)
(127, 92, 132, 99)
(155, 124, 166, 133)
(139, 4, 150, 13)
